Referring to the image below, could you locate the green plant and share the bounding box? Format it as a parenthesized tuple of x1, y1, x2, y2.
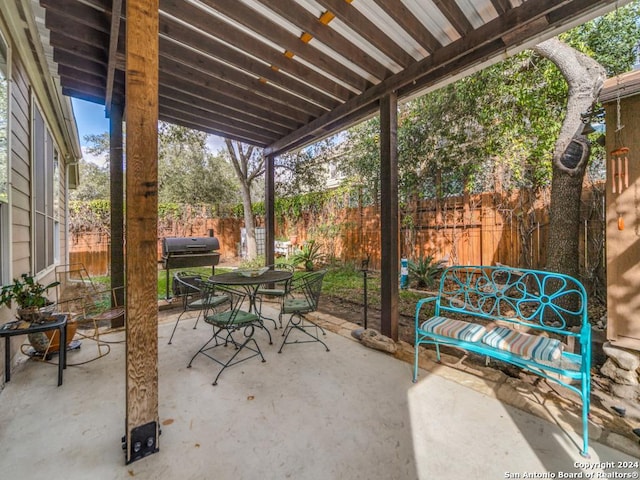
(0, 273, 60, 310)
(408, 255, 443, 289)
(291, 240, 325, 271)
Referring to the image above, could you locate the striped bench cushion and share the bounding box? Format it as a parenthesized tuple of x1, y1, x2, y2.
(420, 316, 487, 343)
(481, 327, 562, 361)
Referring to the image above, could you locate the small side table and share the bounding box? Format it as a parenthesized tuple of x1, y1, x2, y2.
(0, 314, 67, 386)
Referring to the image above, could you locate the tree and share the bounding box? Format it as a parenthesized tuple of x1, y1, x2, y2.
(533, 39, 606, 279)
(224, 139, 264, 259)
(70, 157, 110, 201)
(158, 124, 237, 205)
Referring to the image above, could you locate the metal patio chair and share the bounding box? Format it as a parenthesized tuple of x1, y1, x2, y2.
(168, 271, 229, 345)
(255, 263, 295, 328)
(187, 283, 266, 385)
(278, 270, 329, 353)
(54, 263, 125, 363)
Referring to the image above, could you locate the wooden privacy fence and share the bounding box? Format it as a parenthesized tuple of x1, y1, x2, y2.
(69, 183, 605, 294)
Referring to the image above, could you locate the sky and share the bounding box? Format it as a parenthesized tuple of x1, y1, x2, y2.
(71, 98, 226, 164)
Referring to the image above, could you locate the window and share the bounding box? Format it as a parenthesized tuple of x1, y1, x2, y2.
(33, 105, 59, 273)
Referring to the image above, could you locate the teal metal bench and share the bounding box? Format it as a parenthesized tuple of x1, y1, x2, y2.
(413, 265, 591, 457)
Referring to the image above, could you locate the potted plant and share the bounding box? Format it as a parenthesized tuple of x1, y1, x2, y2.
(0, 273, 77, 355)
(0, 273, 59, 322)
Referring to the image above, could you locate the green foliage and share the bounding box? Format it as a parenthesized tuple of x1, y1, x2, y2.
(0, 273, 59, 309)
(408, 256, 444, 289)
(341, 6, 640, 200)
(71, 158, 110, 201)
(291, 240, 325, 271)
(69, 199, 111, 233)
(158, 124, 238, 205)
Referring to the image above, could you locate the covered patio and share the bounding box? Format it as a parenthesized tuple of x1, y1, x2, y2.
(12, 0, 635, 467)
(0, 304, 637, 479)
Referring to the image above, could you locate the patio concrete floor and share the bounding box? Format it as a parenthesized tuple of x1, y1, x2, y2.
(0, 303, 638, 480)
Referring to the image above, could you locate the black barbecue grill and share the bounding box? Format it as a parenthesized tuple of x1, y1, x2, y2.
(162, 236, 221, 299)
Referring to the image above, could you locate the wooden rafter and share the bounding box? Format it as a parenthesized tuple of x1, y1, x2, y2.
(105, 0, 123, 115)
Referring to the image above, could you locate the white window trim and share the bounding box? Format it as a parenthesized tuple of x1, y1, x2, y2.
(31, 96, 59, 278)
(0, 27, 11, 286)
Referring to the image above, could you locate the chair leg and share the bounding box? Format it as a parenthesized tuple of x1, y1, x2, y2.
(188, 325, 266, 385)
(278, 313, 330, 353)
(168, 311, 187, 345)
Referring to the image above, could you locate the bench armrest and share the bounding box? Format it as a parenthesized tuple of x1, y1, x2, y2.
(415, 296, 438, 317)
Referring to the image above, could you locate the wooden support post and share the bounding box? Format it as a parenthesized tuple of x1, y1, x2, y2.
(110, 102, 124, 327)
(265, 154, 275, 268)
(380, 93, 399, 341)
(125, 0, 159, 464)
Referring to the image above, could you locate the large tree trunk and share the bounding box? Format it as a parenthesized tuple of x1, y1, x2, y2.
(241, 182, 257, 260)
(225, 139, 260, 260)
(533, 38, 606, 279)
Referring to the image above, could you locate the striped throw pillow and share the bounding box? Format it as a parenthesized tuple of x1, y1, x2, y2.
(420, 316, 487, 343)
(481, 327, 562, 362)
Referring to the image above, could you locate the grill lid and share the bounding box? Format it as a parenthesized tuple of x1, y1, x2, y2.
(162, 236, 220, 255)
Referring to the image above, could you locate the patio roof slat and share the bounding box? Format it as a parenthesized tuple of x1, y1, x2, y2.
(432, 0, 475, 36)
(489, 0, 511, 16)
(48, 31, 107, 65)
(254, 0, 392, 81)
(39, 0, 110, 34)
(158, 84, 292, 136)
(370, 0, 443, 55)
(159, 0, 354, 102)
(158, 56, 312, 126)
(313, 0, 415, 68)
(197, 0, 371, 93)
(159, 15, 341, 110)
(158, 70, 301, 132)
(158, 38, 329, 118)
(159, 115, 267, 148)
(160, 104, 279, 145)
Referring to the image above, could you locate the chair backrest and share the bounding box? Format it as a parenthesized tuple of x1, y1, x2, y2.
(299, 270, 327, 312)
(202, 283, 250, 326)
(173, 271, 205, 309)
(55, 263, 100, 303)
(273, 263, 295, 273)
(54, 263, 124, 321)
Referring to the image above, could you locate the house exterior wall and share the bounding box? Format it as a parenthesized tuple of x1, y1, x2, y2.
(0, 2, 81, 385)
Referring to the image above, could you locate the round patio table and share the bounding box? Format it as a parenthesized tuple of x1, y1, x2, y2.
(208, 269, 293, 317)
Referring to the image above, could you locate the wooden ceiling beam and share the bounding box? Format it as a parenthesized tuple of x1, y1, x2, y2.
(159, 84, 291, 136)
(49, 31, 108, 65)
(44, 11, 110, 50)
(54, 50, 107, 78)
(159, 16, 340, 111)
(106, 0, 124, 114)
(40, 0, 110, 34)
(159, 115, 267, 148)
(433, 0, 474, 36)
(160, 104, 279, 145)
(158, 70, 301, 131)
(254, 0, 392, 81)
(62, 87, 106, 105)
(197, 0, 371, 92)
(371, 0, 442, 54)
(314, 0, 414, 68)
(490, 0, 512, 16)
(159, 56, 313, 125)
(58, 65, 123, 94)
(159, 0, 354, 102)
(158, 38, 328, 118)
(160, 96, 283, 142)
